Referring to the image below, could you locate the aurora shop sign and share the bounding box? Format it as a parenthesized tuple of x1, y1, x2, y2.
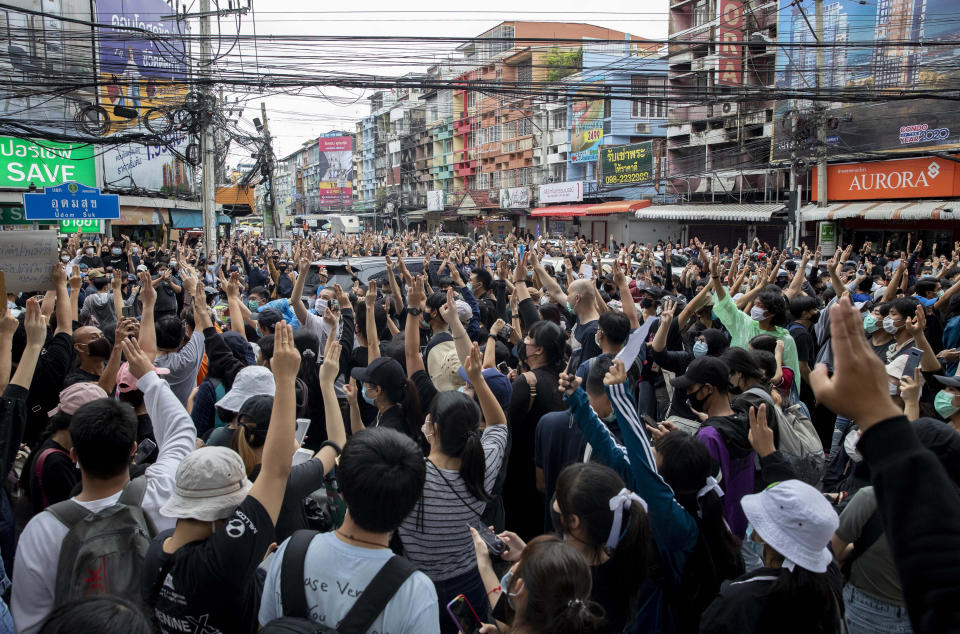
(0, 137, 96, 189)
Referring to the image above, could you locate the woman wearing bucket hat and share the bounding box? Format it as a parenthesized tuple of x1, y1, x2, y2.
(141, 323, 309, 634)
(700, 418, 842, 634)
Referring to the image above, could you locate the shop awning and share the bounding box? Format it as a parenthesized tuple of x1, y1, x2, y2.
(799, 200, 960, 222)
(113, 208, 166, 226)
(170, 210, 232, 229)
(636, 203, 784, 222)
(585, 200, 652, 215)
(405, 209, 427, 221)
(530, 204, 591, 218)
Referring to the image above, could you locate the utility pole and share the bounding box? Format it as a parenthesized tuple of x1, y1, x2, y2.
(199, 0, 217, 259)
(815, 0, 827, 208)
(260, 102, 279, 239)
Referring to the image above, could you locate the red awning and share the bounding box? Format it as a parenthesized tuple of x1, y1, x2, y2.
(529, 204, 591, 218)
(585, 200, 652, 215)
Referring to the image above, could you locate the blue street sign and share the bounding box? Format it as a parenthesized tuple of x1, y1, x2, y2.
(23, 181, 120, 220)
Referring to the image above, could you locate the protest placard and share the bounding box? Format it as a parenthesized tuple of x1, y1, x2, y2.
(0, 230, 58, 293)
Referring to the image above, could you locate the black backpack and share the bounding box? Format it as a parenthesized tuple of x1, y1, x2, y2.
(261, 529, 417, 634)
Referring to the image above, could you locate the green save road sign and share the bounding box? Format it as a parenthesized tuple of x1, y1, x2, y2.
(0, 137, 96, 189)
(599, 142, 654, 186)
(59, 219, 103, 234)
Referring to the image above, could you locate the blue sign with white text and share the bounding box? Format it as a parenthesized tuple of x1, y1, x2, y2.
(23, 181, 120, 220)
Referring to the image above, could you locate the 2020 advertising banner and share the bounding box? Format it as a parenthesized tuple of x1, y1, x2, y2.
(772, 0, 960, 160)
(317, 136, 354, 206)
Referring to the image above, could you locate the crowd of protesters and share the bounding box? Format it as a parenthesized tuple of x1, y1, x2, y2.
(0, 225, 956, 633)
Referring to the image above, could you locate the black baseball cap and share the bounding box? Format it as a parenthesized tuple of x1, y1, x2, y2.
(250, 307, 283, 330)
(351, 357, 406, 390)
(671, 357, 730, 393)
(238, 394, 274, 431)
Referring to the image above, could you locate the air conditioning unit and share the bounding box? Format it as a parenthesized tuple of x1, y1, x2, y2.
(720, 102, 738, 116)
(634, 123, 651, 134)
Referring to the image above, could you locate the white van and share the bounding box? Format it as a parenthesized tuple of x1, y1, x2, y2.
(322, 214, 361, 235)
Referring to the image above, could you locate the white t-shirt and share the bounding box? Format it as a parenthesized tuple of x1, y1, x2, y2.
(11, 371, 196, 634)
(258, 532, 439, 633)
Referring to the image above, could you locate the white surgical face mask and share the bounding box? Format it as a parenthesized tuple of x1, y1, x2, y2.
(749, 306, 766, 321)
(882, 316, 899, 334)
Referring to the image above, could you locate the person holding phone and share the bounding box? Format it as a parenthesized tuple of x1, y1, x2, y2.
(397, 343, 507, 634)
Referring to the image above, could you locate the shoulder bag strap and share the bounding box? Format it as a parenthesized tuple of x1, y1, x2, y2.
(426, 459, 484, 521)
(34, 447, 70, 509)
(118, 475, 149, 506)
(338, 555, 417, 634)
(847, 510, 884, 568)
(280, 529, 318, 619)
(522, 371, 537, 411)
(45, 498, 91, 530)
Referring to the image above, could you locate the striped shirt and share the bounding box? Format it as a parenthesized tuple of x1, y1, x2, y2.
(398, 424, 508, 581)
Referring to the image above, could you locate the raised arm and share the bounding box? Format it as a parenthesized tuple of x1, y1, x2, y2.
(613, 263, 639, 330)
(404, 276, 427, 377)
(316, 334, 348, 473)
(365, 280, 380, 363)
(137, 271, 158, 359)
(248, 322, 299, 524)
(439, 287, 471, 364)
(290, 254, 311, 325)
(385, 256, 404, 315)
(465, 342, 506, 429)
(51, 264, 72, 335)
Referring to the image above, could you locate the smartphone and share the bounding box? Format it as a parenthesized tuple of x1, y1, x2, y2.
(122, 304, 135, 318)
(134, 438, 157, 464)
(446, 594, 483, 634)
(901, 347, 924, 381)
(468, 522, 506, 556)
(496, 361, 509, 375)
(295, 418, 311, 445)
(518, 243, 526, 260)
(641, 413, 657, 428)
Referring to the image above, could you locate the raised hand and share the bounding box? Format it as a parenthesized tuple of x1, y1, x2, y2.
(659, 298, 677, 324)
(558, 372, 582, 397)
(318, 339, 342, 384)
(119, 337, 154, 379)
(463, 341, 483, 384)
(408, 275, 427, 310)
(270, 322, 301, 382)
(22, 298, 47, 347)
(602, 358, 628, 386)
(748, 404, 775, 457)
(365, 279, 378, 309)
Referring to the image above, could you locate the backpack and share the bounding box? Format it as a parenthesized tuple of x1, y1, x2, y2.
(744, 387, 825, 485)
(33, 447, 71, 509)
(261, 530, 417, 634)
(46, 477, 157, 607)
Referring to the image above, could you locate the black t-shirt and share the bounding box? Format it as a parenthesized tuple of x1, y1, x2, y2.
(788, 321, 816, 367)
(25, 332, 75, 447)
(573, 319, 601, 367)
(151, 496, 274, 634)
(79, 254, 102, 268)
(26, 438, 77, 513)
(250, 458, 328, 544)
(534, 410, 586, 533)
(62, 368, 100, 388)
(104, 254, 128, 272)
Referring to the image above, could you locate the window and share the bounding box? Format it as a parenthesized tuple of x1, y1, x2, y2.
(632, 76, 667, 118)
(518, 118, 532, 136)
(693, 0, 710, 27)
(551, 110, 566, 130)
(491, 171, 501, 188)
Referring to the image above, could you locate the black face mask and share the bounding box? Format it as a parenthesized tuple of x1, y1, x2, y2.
(85, 337, 113, 359)
(687, 386, 711, 411)
(809, 311, 821, 325)
(640, 298, 654, 310)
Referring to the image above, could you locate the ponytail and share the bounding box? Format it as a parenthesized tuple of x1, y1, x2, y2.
(231, 422, 260, 477)
(459, 430, 490, 502)
(756, 561, 841, 634)
(397, 378, 423, 442)
(546, 597, 606, 634)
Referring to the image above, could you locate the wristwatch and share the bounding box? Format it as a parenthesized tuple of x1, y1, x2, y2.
(407, 307, 424, 316)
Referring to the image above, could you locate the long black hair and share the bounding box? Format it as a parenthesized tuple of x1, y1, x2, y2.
(528, 320, 569, 373)
(756, 550, 841, 634)
(655, 430, 744, 626)
(428, 391, 489, 502)
(555, 463, 649, 623)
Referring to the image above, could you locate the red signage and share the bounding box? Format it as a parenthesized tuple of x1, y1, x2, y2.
(813, 155, 960, 201)
(717, 0, 743, 86)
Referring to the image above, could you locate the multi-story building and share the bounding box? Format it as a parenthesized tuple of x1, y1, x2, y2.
(662, 0, 786, 245)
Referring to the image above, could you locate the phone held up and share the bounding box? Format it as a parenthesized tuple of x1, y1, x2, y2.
(468, 521, 506, 557)
(446, 594, 483, 634)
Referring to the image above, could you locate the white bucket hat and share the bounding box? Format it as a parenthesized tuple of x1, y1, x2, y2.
(740, 480, 838, 573)
(215, 365, 276, 413)
(160, 446, 252, 522)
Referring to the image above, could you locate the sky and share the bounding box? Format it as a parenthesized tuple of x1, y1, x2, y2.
(220, 0, 670, 164)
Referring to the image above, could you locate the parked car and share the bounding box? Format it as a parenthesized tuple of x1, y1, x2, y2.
(302, 257, 445, 296)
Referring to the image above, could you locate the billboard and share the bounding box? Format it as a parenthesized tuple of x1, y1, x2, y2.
(427, 190, 445, 211)
(101, 132, 192, 194)
(95, 0, 188, 134)
(0, 137, 96, 188)
(499, 187, 530, 209)
(0, 0, 98, 135)
(570, 100, 604, 164)
(599, 142, 654, 186)
(812, 156, 960, 201)
(539, 181, 583, 204)
(716, 0, 743, 86)
(317, 136, 354, 206)
(773, 0, 960, 160)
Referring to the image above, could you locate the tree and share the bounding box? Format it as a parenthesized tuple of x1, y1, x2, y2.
(544, 47, 583, 82)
